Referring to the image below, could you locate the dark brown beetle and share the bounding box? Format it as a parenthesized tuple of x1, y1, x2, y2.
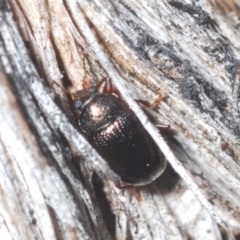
(73, 77, 167, 186)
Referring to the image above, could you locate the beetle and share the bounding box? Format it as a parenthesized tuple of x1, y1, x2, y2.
(72, 77, 167, 186)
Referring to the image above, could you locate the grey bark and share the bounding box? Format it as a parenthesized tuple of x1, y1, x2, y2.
(1, 0, 240, 239)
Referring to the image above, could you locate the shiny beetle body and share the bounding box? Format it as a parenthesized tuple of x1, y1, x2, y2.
(73, 78, 167, 185)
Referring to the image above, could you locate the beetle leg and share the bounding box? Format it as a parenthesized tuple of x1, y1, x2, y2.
(135, 189, 142, 202)
(95, 77, 108, 90)
(136, 96, 171, 133)
(102, 77, 121, 97)
(102, 77, 113, 92)
(115, 181, 142, 202)
(156, 124, 171, 134)
(115, 181, 139, 190)
(136, 94, 162, 108)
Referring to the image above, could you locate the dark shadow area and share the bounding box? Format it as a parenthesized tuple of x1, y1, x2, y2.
(92, 173, 116, 238)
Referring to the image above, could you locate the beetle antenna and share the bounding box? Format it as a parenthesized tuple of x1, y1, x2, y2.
(52, 81, 76, 99)
(82, 50, 91, 89)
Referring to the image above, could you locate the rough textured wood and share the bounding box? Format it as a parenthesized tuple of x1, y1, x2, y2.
(1, 0, 240, 239)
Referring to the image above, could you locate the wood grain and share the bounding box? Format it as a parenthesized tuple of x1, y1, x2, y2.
(1, 0, 240, 239)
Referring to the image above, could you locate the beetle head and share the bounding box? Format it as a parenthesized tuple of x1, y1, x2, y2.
(73, 86, 98, 111)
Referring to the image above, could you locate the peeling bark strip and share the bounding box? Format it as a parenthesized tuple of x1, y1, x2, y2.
(1, 0, 240, 239)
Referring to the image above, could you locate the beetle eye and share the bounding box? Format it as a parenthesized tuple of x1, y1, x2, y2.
(74, 99, 83, 110)
(88, 87, 96, 93)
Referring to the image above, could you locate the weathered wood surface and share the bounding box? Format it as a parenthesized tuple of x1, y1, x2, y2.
(1, 0, 240, 239)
